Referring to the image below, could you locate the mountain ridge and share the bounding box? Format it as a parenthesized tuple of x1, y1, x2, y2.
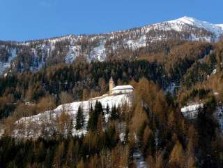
(0, 16, 222, 75)
(4, 16, 220, 44)
(3, 16, 223, 43)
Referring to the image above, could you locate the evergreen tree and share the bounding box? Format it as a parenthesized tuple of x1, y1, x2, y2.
(87, 101, 103, 131)
(76, 105, 84, 130)
(106, 104, 110, 114)
(110, 106, 118, 120)
(95, 101, 103, 116)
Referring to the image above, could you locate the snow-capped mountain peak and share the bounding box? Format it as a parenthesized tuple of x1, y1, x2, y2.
(216, 24, 223, 29)
(168, 16, 223, 37)
(172, 16, 203, 25)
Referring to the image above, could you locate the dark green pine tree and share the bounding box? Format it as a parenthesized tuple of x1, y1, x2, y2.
(95, 101, 103, 116)
(75, 105, 84, 130)
(106, 104, 110, 114)
(87, 101, 103, 131)
(110, 105, 118, 120)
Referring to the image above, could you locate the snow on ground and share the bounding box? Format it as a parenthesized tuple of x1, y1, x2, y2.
(125, 35, 147, 50)
(65, 45, 81, 63)
(133, 149, 148, 168)
(29, 48, 46, 71)
(47, 35, 75, 45)
(190, 34, 213, 42)
(216, 24, 223, 30)
(165, 82, 176, 95)
(12, 93, 132, 139)
(89, 40, 106, 61)
(211, 68, 217, 75)
(168, 16, 223, 37)
(0, 48, 17, 75)
(133, 133, 148, 168)
(214, 106, 223, 133)
(142, 16, 223, 42)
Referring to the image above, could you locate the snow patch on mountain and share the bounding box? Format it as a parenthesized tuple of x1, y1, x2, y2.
(216, 24, 223, 29)
(0, 48, 17, 75)
(168, 16, 223, 39)
(214, 106, 223, 133)
(125, 35, 147, 49)
(190, 33, 213, 42)
(89, 40, 106, 61)
(65, 45, 81, 63)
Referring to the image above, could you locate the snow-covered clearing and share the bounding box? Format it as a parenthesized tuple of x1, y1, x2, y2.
(12, 93, 132, 139)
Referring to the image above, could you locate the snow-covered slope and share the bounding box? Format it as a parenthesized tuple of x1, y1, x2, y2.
(0, 48, 17, 75)
(142, 16, 223, 42)
(214, 106, 223, 133)
(0, 16, 222, 75)
(168, 16, 223, 37)
(12, 93, 132, 139)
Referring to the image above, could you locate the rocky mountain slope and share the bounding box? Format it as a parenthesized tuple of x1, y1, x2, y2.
(0, 16, 222, 75)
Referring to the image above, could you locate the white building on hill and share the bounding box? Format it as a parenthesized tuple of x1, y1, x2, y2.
(181, 103, 204, 119)
(109, 77, 134, 95)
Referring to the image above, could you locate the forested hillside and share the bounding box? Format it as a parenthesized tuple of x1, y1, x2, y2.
(0, 39, 223, 167)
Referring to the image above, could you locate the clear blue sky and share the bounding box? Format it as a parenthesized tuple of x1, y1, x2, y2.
(1, 0, 222, 41)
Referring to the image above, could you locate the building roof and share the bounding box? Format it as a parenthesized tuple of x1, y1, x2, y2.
(112, 85, 134, 91)
(181, 103, 203, 113)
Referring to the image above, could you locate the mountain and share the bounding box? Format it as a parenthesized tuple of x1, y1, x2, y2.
(0, 16, 222, 75)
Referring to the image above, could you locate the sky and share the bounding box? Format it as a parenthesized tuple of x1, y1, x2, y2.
(0, 0, 223, 41)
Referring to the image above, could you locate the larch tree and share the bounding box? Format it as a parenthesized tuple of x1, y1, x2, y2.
(168, 140, 185, 168)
